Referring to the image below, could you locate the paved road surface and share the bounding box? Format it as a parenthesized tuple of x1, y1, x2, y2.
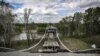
(0, 52, 99, 56)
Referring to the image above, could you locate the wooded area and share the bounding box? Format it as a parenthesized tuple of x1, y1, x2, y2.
(0, 0, 100, 49)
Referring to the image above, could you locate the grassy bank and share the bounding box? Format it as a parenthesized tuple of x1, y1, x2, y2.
(61, 38, 91, 51)
(79, 35, 100, 48)
(11, 39, 40, 50)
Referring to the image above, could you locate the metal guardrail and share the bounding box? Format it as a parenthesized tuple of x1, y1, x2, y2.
(19, 26, 100, 53)
(56, 32, 73, 52)
(19, 33, 46, 52)
(19, 29, 47, 52)
(19, 26, 73, 52)
(73, 48, 100, 53)
(0, 47, 16, 52)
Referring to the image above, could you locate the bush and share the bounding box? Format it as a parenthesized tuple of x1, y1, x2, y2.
(37, 27, 45, 34)
(15, 26, 23, 34)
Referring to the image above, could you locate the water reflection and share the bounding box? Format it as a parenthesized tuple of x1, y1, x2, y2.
(12, 31, 43, 41)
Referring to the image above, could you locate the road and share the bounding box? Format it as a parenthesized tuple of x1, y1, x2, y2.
(27, 26, 72, 52)
(19, 26, 100, 53)
(0, 26, 99, 56)
(0, 52, 99, 56)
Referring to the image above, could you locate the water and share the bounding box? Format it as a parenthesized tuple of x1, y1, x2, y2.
(13, 32, 27, 41)
(12, 30, 43, 41)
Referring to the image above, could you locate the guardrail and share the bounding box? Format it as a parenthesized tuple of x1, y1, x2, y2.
(56, 32, 73, 52)
(73, 48, 100, 53)
(0, 47, 16, 52)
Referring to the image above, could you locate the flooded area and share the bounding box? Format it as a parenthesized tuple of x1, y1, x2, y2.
(12, 30, 43, 41)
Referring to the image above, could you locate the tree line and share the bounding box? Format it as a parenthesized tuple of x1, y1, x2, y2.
(56, 7, 100, 38)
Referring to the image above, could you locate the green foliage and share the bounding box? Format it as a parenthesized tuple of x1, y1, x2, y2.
(0, 24, 4, 35)
(84, 7, 100, 36)
(80, 35, 100, 48)
(14, 23, 24, 34)
(56, 22, 68, 36)
(15, 26, 23, 34)
(35, 23, 48, 34)
(37, 27, 45, 34)
(61, 38, 91, 51)
(56, 7, 100, 49)
(36, 23, 47, 27)
(29, 22, 36, 30)
(57, 7, 100, 38)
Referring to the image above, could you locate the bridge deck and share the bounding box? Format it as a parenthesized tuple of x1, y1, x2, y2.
(43, 41, 59, 47)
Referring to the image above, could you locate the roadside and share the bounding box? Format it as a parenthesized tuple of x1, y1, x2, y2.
(60, 38, 91, 51)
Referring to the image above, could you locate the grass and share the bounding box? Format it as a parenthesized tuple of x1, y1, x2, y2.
(11, 39, 40, 50)
(80, 35, 100, 48)
(61, 38, 91, 51)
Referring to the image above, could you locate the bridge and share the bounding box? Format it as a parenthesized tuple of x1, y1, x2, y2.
(18, 26, 72, 53)
(0, 26, 100, 56)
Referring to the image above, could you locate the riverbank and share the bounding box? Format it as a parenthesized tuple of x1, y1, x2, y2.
(60, 38, 91, 51)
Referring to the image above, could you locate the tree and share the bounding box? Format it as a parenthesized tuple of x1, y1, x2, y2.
(56, 16, 75, 37)
(0, 0, 15, 47)
(73, 12, 84, 36)
(24, 8, 32, 47)
(84, 7, 100, 36)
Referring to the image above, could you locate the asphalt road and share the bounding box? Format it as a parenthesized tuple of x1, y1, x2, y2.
(0, 52, 100, 56)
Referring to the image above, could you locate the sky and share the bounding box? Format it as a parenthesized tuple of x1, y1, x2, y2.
(3, 0, 100, 23)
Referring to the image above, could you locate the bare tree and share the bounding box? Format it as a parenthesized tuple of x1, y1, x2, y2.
(24, 8, 32, 47)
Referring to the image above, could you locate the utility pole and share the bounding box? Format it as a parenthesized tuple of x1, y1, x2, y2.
(24, 8, 32, 47)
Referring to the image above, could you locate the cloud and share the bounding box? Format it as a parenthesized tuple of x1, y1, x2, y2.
(79, 0, 100, 8)
(4, 0, 100, 23)
(15, 14, 63, 23)
(10, 0, 59, 15)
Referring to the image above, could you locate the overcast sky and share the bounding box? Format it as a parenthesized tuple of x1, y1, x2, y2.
(3, 0, 100, 23)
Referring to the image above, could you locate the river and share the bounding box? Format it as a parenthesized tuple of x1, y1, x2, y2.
(12, 30, 43, 41)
